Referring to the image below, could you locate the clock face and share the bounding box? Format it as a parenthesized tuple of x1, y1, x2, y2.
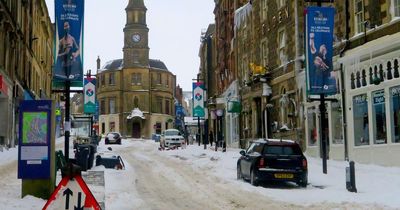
(132, 34, 141, 43)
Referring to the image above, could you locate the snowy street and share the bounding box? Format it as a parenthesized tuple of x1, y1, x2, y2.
(0, 138, 399, 209)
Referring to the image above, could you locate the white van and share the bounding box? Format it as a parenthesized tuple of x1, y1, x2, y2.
(161, 129, 185, 148)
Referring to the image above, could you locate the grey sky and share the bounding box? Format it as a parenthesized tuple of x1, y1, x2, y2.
(45, 0, 215, 91)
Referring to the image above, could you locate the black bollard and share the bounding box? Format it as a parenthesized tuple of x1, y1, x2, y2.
(346, 161, 357, 192)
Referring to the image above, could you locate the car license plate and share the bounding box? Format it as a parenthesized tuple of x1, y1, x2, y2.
(274, 173, 293, 179)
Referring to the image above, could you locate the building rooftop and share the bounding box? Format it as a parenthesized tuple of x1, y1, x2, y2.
(98, 59, 169, 72)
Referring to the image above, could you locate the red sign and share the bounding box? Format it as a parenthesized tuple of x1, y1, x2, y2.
(43, 175, 101, 210)
(0, 75, 7, 96)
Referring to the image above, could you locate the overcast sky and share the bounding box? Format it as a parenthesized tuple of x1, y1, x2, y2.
(45, 0, 215, 91)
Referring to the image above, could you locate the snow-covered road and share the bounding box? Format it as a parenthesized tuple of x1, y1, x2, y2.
(112, 140, 390, 210)
(0, 138, 398, 209)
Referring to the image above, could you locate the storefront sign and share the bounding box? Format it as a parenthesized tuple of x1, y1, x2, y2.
(373, 90, 385, 105)
(305, 6, 336, 95)
(53, 0, 85, 88)
(84, 77, 96, 114)
(18, 100, 53, 179)
(192, 81, 205, 117)
(0, 75, 8, 96)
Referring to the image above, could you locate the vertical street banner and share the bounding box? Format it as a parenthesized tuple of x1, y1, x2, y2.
(53, 0, 84, 88)
(18, 100, 53, 179)
(305, 6, 336, 95)
(192, 82, 205, 117)
(84, 77, 96, 114)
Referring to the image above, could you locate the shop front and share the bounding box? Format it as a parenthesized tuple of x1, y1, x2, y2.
(340, 32, 400, 166)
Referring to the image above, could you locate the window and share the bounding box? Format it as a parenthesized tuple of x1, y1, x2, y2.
(109, 73, 115, 85)
(261, 40, 268, 67)
(109, 98, 116, 114)
(353, 94, 369, 146)
(278, 28, 286, 65)
(246, 142, 263, 155)
(331, 103, 344, 144)
(354, 0, 365, 33)
(261, 0, 268, 21)
(100, 99, 105, 114)
(157, 73, 162, 84)
(155, 122, 162, 134)
(156, 97, 162, 113)
(277, 0, 285, 9)
(133, 51, 139, 64)
(131, 73, 141, 85)
(372, 90, 387, 144)
(394, 0, 400, 17)
(166, 76, 169, 87)
(101, 75, 105, 86)
(391, 86, 400, 143)
(307, 107, 317, 146)
(264, 145, 302, 155)
(165, 99, 170, 115)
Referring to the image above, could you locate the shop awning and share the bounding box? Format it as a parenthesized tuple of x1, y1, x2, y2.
(127, 108, 145, 119)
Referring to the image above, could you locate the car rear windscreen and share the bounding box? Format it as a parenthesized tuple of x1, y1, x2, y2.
(264, 145, 302, 155)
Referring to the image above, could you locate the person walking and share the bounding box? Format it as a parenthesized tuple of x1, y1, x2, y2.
(209, 131, 214, 146)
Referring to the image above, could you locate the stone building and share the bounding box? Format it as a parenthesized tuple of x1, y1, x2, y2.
(96, 0, 176, 138)
(217, 0, 400, 166)
(0, 0, 53, 147)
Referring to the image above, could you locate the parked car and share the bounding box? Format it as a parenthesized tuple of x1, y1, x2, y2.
(105, 132, 122, 144)
(161, 129, 185, 148)
(237, 139, 308, 187)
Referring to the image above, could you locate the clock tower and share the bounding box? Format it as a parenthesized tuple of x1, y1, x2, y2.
(123, 0, 149, 67)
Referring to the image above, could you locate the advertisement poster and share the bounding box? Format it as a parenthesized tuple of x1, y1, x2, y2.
(305, 6, 336, 95)
(18, 100, 53, 179)
(192, 82, 205, 117)
(53, 0, 84, 88)
(84, 77, 96, 114)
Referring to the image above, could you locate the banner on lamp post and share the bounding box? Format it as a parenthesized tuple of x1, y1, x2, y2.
(53, 0, 84, 88)
(192, 82, 205, 117)
(305, 6, 337, 95)
(84, 77, 96, 114)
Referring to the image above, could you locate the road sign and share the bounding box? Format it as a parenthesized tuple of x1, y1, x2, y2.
(43, 175, 101, 210)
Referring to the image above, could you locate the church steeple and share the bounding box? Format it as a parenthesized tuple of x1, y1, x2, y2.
(123, 0, 149, 67)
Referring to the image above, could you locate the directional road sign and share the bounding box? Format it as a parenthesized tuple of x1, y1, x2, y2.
(43, 174, 101, 210)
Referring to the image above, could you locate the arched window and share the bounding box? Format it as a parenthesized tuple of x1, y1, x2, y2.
(134, 96, 139, 108)
(351, 73, 355, 89)
(279, 88, 289, 127)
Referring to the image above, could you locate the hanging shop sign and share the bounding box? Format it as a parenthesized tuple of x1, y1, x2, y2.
(84, 77, 96, 114)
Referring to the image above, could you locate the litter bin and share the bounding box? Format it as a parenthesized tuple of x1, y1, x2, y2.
(75, 144, 90, 171)
(87, 144, 97, 169)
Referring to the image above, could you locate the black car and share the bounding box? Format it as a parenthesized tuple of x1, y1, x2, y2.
(237, 139, 308, 187)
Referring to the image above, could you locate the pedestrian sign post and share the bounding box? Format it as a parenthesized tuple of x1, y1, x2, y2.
(43, 174, 101, 210)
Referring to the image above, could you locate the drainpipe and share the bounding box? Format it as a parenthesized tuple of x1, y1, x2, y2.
(340, 0, 350, 161)
(294, 0, 301, 142)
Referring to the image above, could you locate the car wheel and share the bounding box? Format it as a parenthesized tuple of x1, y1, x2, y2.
(117, 139, 121, 145)
(297, 176, 308, 188)
(237, 164, 243, 180)
(250, 169, 258, 186)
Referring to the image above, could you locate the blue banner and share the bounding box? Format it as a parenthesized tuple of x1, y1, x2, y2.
(53, 0, 84, 88)
(305, 6, 336, 95)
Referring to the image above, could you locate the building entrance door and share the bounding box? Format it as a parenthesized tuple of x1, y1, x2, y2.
(132, 123, 141, 138)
